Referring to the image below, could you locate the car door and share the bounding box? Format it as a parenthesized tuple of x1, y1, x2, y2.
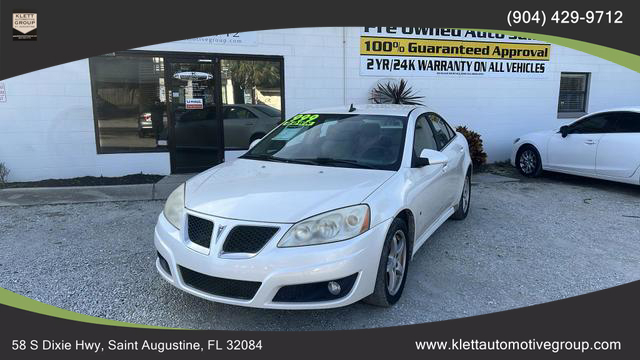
(547, 113, 612, 175)
(223, 106, 258, 149)
(407, 114, 450, 237)
(427, 113, 464, 207)
(596, 112, 640, 178)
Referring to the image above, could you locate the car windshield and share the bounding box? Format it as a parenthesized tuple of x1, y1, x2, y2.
(241, 113, 407, 170)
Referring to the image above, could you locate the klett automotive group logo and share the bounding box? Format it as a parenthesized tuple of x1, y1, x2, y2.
(13, 11, 38, 41)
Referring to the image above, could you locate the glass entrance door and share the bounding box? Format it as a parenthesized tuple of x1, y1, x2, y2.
(168, 60, 223, 173)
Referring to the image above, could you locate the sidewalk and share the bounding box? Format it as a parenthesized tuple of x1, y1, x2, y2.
(0, 173, 195, 207)
(0, 172, 518, 207)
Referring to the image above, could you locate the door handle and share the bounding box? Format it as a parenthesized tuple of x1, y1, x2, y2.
(245, 123, 255, 126)
(584, 140, 596, 145)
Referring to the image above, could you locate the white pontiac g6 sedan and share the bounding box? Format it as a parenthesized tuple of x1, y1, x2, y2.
(512, 108, 640, 185)
(155, 104, 472, 309)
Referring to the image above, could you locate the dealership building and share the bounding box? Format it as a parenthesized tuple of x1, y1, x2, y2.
(1, 27, 640, 181)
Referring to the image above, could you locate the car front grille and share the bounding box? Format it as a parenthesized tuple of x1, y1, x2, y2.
(179, 266, 261, 300)
(222, 225, 279, 254)
(187, 215, 213, 248)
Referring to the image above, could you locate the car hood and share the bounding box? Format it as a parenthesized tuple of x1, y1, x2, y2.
(184, 159, 394, 223)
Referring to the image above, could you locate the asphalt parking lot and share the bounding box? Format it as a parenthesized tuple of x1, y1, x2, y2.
(1, 171, 639, 330)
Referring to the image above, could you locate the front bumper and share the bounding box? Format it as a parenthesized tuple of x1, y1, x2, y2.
(154, 210, 391, 309)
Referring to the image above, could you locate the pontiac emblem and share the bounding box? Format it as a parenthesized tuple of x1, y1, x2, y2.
(216, 225, 227, 242)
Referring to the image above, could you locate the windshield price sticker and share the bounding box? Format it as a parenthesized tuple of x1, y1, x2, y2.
(283, 114, 319, 126)
(273, 127, 303, 140)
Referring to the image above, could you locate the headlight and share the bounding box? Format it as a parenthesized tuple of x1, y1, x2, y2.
(163, 183, 185, 229)
(278, 205, 370, 247)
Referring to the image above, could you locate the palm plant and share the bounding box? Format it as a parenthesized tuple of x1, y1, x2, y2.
(369, 79, 424, 105)
(227, 60, 280, 104)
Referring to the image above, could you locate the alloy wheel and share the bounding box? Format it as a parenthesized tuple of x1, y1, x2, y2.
(519, 149, 537, 174)
(386, 230, 407, 296)
(462, 175, 470, 213)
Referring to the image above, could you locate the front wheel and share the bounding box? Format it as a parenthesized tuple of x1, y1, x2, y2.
(451, 170, 471, 220)
(516, 146, 542, 177)
(363, 218, 409, 307)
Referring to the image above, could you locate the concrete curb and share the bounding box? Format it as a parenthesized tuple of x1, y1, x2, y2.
(0, 184, 155, 207)
(0, 174, 194, 207)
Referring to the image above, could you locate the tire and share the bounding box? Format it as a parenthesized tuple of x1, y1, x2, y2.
(516, 145, 543, 177)
(451, 170, 471, 220)
(363, 218, 410, 307)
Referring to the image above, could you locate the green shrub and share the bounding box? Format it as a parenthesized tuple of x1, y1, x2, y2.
(0, 162, 9, 187)
(455, 126, 487, 169)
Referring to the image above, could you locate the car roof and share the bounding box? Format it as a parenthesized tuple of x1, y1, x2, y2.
(589, 107, 640, 115)
(302, 104, 434, 117)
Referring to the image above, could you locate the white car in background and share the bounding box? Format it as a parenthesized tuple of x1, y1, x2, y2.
(512, 108, 640, 185)
(155, 104, 472, 309)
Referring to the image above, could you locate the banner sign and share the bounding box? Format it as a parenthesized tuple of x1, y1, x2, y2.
(360, 27, 551, 78)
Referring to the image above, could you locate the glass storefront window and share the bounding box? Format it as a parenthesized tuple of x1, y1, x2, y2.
(220, 59, 283, 150)
(90, 55, 168, 152)
(89, 54, 284, 155)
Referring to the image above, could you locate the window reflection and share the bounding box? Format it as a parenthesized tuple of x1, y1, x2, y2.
(90, 55, 284, 153)
(91, 55, 168, 152)
(220, 59, 283, 149)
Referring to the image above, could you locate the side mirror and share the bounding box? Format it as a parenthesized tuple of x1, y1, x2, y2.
(248, 138, 262, 150)
(416, 149, 449, 167)
(559, 125, 570, 138)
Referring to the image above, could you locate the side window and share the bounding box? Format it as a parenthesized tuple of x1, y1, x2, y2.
(413, 115, 438, 158)
(444, 120, 456, 139)
(428, 113, 453, 149)
(225, 107, 256, 119)
(612, 112, 640, 133)
(240, 108, 257, 118)
(570, 114, 615, 134)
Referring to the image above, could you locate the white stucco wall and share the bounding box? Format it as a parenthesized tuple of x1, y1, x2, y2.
(340, 28, 640, 162)
(1, 27, 639, 181)
(0, 60, 171, 181)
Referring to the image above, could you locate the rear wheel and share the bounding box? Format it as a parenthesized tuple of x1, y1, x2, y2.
(451, 170, 471, 220)
(363, 218, 409, 307)
(516, 145, 542, 177)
